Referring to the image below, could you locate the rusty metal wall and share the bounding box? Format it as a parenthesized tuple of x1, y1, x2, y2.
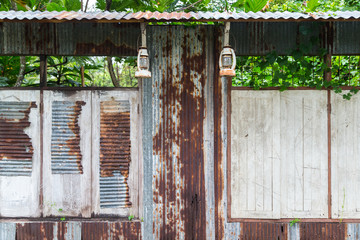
(0, 221, 141, 240)
(0, 22, 139, 56)
(144, 25, 212, 239)
(0, 21, 359, 56)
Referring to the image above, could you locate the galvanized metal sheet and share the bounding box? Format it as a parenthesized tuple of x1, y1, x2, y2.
(53, 221, 82, 240)
(92, 90, 139, 217)
(51, 101, 85, 174)
(299, 222, 345, 239)
(0, 223, 16, 240)
(43, 90, 92, 218)
(2, 10, 360, 23)
(0, 90, 40, 217)
(347, 223, 360, 240)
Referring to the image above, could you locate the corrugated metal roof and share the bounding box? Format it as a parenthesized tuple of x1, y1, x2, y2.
(1, 10, 360, 22)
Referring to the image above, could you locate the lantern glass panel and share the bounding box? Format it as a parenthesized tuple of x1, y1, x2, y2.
(139, 56, 149, 69)
(222, 54, 232, 68)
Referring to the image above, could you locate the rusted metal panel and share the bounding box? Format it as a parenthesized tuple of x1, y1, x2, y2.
(0, 22, 139, 56)
(0, 101, 37, 176)
(148, 24, 213, 239)
(43, 91, 92, 218)
(99, 100, 131, 208)
(240, 222, 287, 240)
(0, 91, 40, 217)
(299, 222, 345, 239)
(92, 90, 139, 217)
(81, 221, 141, 240)
(16, 222, 54, 240)
(51, 101, 85, 174)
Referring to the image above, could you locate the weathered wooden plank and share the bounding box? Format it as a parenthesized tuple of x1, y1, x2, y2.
(231, 90, 280, 219)
(43, 90, 92, 217)
(280, 91, 328, 218)
(0, 90, 40, 217)
(331, 91, 360, 218)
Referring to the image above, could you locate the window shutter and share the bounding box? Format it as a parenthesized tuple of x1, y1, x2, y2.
(43, 91, 92, 217)
(0, 91, 40, 217)
(92, 91, 139, 216)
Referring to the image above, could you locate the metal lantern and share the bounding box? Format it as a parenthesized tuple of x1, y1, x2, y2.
(135, 47, 151, 78)
(219, 46, 236, 77)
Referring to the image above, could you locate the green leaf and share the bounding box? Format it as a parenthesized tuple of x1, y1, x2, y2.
(307, 0, 319, 12)
(46, 2, 66, 11)
(244, 0, 268, 12)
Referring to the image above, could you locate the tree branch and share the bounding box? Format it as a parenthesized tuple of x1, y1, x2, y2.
(106, 57, 120, 87)
(14, 56, 26, 87)
(177, 0, 202, 11)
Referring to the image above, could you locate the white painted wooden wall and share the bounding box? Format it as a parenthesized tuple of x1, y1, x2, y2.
(331, 92, 360, 219)
(231, 90, 328, 219)
(0, 91, 40, 217)
(0, 90, 139, 218)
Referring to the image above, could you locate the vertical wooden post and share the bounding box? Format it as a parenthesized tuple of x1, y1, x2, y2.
(40, 55, 47, 88)
(81, 66, 85, 87)
(324, 53, 332, 219)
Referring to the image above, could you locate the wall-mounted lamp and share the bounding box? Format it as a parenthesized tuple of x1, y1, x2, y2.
(135, 23, 151, 79)
(219, 22, 236, 77)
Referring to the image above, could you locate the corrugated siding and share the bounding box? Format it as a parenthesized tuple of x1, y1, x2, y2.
(99, 100, 131, 208)
(299, 222, 346, 239)
(148, 25, 209, 239)
(0, 101, 36, 176)
(240, 223, 287, 240)
(231, 91, 281, 219)
(280, 91, 328, 218)
(51, 101, 85, 174)
(331, 92, 360, 218)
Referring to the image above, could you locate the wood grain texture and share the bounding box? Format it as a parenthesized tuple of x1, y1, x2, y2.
(331, 92, 360, 219)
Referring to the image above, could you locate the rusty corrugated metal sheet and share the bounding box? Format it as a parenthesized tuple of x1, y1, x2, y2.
(0, 101, 37, 176)
(240, 223, 287, 240)
(0, 22, 139, 56)
(51, 101, 85, 174)
(16, 222, 54, 240)
(300, 222, 346, 239)
(81, 221, 141, 240)
(149, 25, 208, 239)
(1, 10, 360, 23)
(100, 100, 131, 208)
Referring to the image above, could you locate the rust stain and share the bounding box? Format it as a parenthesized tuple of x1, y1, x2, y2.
(66, 101, 85, 174)
(213, 26, 225, 239)
(240, 222, 288, 240)
(300, 222, 346, 240)
(152, 26, 207, 239)
(74, 39, 137, 56)
(82, 221, 141, 240)
(56, 221, 67, 240)
(99, 101, 131, 178)
(0, 102, 37, 162)
(16, 222, 54, 240)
